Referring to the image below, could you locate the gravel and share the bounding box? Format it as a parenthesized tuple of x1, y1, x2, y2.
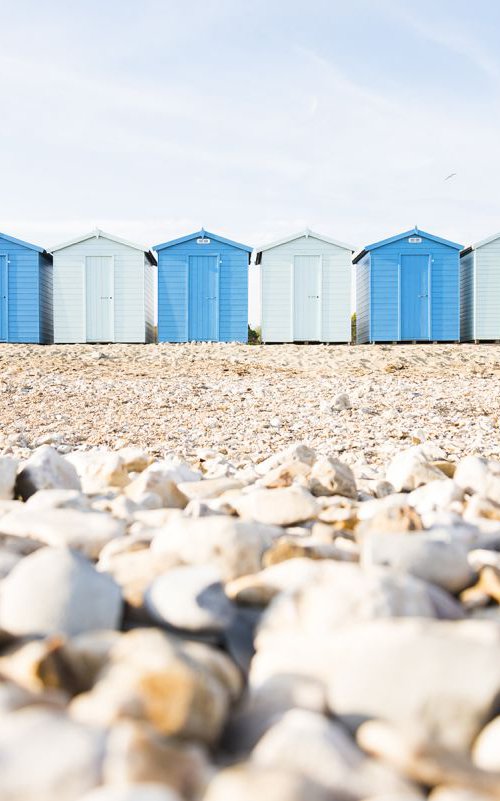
(0, 342, 499, 466)
(0, 342, 499, 799)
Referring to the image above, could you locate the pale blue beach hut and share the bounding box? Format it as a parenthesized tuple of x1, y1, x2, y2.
(354, 227, 462, 343)
(0, 232, 52, 343)
(154, 229, 252, 342)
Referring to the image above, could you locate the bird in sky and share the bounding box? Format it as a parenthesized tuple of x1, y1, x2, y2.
(444, 173, 457, 181)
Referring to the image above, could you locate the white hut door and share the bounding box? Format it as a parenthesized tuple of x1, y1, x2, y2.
(293, 255, 321, 341)
(0, 256, 7, 342)
(85, 256, 114, 342)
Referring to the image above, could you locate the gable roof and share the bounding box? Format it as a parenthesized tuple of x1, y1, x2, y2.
(153, 228, 253, 255)
(254, 228, 355, 264)
(461, 231, 500, 257)
(0, 231, 46, 254)
(49, 228, 157, 265)
(353, 227, 463, 265)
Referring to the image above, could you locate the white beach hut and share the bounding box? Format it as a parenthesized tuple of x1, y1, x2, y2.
(461, 232, 500, 341)
(51, 229, 156, 344)
(255, 229, 354, 343)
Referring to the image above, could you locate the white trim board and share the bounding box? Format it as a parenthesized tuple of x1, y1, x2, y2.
(50, 228, 151, 256)
(255, 228, 355, 256)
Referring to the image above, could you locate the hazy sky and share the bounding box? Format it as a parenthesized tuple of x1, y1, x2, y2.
(1, 0, 500, 322)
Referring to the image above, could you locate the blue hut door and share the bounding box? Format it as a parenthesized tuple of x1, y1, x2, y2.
(85, 256, 114, 342)
(188, 255, 219, 341)
(400, 255, 430, 340)
(293, 255, 321, 340)
(0, 256, 7, 342)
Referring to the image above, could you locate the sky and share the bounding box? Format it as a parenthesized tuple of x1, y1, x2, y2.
(1, 0, 500, 323)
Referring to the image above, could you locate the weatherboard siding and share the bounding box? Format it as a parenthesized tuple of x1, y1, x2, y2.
(5, 254, 39, 343)
(157, 256, 188, 342)
(54, 256, 85, 343)
(429, 250, 460, 341)
(144, 261, 155, 343)
(39, 255, 53, 344)
(321, 249, 351, 341)
(356, 256, 370, 344)
(157, 237, 249, 343)
(370, 254, 399, 341)
(260, 235, 351, 342)
(475, 240, 500, 340)
(261, 256, 292, 342)
(460, 251, 474, 342)
(219, 253, 248, 341)
(112, 251, 145, 343)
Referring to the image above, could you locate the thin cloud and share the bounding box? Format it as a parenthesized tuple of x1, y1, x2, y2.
(295, 45, 399, 111)
(381, 1, 500, 82)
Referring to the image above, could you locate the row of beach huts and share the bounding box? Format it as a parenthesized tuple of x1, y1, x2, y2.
(0, 225, 498, 344)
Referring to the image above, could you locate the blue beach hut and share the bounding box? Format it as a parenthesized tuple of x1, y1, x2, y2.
(154, 229, 252, 342)
(354, 227, 462, 343)
(0, 232, 52, 343)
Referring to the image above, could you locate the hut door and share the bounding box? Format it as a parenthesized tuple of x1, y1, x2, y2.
(188, 255, 219, 341)
(401, 255, 430, 340)
(0, 256, 7, 342)
(85, 256, 114, 342)
(293, 255, 321, 341)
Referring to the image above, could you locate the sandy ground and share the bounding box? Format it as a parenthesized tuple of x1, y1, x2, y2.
(0, 342, 500, 465)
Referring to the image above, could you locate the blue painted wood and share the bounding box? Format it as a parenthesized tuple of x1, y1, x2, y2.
(370, 254, 398, 341)
(358, 227, 462, 255)
(0, 232, 44, 253)
(188, 255, 219, 340)
(154, 229, 252, 253)
(0, 235, 53, 343)
(158, 255, 188, 342)
(355, 229, 462, 343)
(401, 255, 429, 339)
(156, 231, 250, 343)
(0, 256, 7, 342)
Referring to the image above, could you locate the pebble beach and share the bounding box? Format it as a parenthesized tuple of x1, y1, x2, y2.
(1, 343, 500, 799)
(1, 342, 500, 463)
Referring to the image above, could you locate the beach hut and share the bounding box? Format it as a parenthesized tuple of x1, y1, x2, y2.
(354, 227, 462, 343)
(256, 229, 354, 343)
(460, 233, 500, 341)
(51, 229, 156, 344)
(0, 232, 52, 343)
(154, 229, 252, 342)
